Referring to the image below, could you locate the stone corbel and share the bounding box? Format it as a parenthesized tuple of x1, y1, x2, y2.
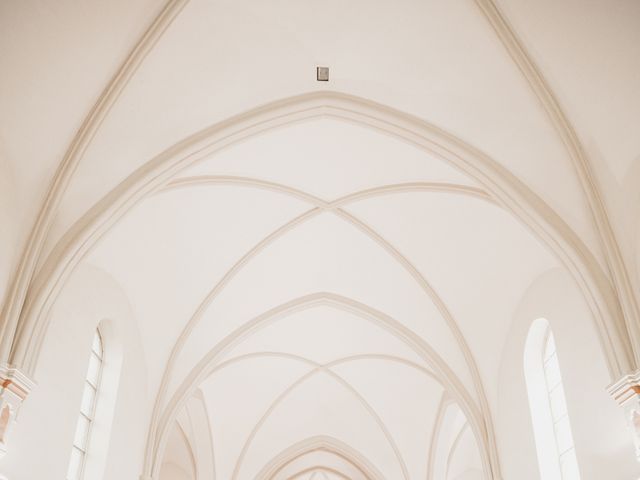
(608, 370, 640, 462)
(0, 365, 35, 458)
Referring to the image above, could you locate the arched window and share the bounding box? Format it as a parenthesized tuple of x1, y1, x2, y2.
(67, 330, 104, 480)
(524, 318, 580, 480)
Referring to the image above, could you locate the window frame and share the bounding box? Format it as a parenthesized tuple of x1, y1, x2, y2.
(524, 318, 581, 480)
(541, 328, 579, 478)
(67, 330, 104, 480)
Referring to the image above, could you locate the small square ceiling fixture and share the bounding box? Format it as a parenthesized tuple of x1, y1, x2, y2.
(316, 66, 329, 82)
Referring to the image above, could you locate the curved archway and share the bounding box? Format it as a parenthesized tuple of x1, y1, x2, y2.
(2, 2, 639, 480)
(6, 91, 634, 480)
(13, 91, 631, 387)
(255, 436, 385, 480)
(146, 292, 495, 479)
(143, 176, 495, 480)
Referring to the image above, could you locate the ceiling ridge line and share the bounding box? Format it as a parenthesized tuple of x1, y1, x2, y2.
(148, 293, 488, 479)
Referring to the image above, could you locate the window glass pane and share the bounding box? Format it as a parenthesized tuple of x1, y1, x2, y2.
(66, 446, 84, 480)
(80, 384, 96, 417)
(68, 329, 106, 480)
(554, 411, 574, 454)
(73, 414, 91, 450)
(544, 353, 561, 390)
(549, 384, 568, 421)
(527, 321, 580, 480)
(86, 353, 102, 387)
(92, 332, 103, 358)
(560, 448, 580, 480)
(543, 333, 556, 361)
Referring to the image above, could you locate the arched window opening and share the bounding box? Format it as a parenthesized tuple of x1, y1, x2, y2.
(524, 318, 580, 480)
(67, 330, 104, 480)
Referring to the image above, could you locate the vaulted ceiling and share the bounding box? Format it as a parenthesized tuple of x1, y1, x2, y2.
(1, 1, 639, 479)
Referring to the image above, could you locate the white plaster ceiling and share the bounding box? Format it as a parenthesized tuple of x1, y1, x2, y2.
(83, 116, 553, 478)
(39, 0, 600, 263)
(0, 0, 159, 277)
(2, 0, 639, 478)
(496, 0, 640, 289)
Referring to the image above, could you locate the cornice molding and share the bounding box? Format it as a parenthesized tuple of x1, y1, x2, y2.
(0, 364, 35, 457)
(0, 365, 35, 402)
(475, 0, 640, 367)
(608, 370, 640, 407)
(607, 370, 640, 461)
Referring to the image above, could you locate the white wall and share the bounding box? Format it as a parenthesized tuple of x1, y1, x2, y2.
(0, 262, 149, 480)
(496, 267, 638, 479)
